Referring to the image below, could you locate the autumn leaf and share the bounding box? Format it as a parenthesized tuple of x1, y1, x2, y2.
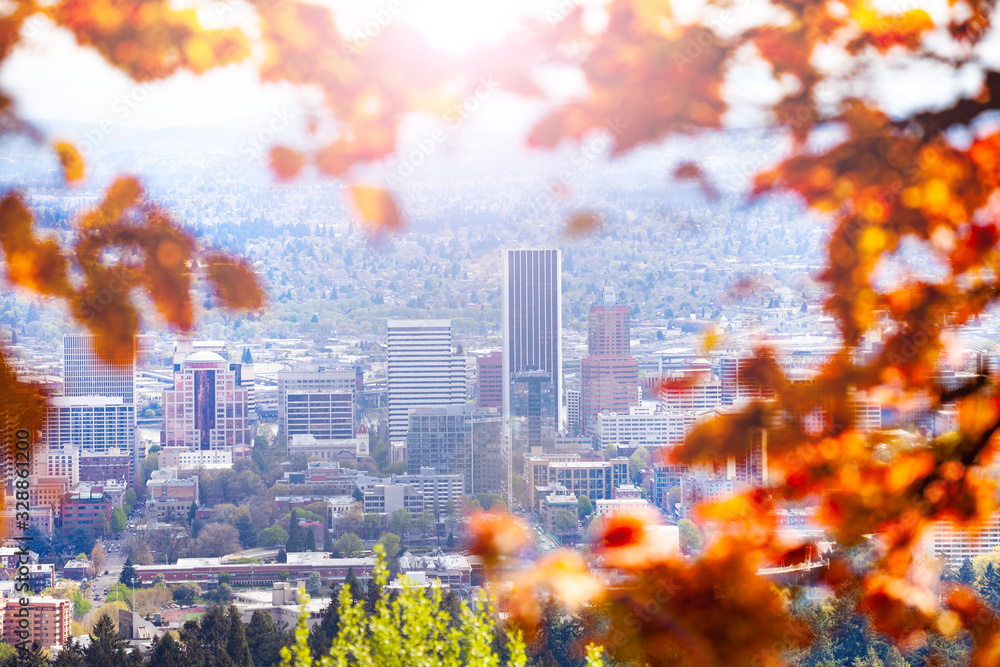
(0, 194, 73, 297)
(565, 211, 603, 236)
(270, 146, 304, 181)
(349, 185, 401, 232)
(54, 141, 85, 183)
(204, 253, 266, 310)
(673, 161, 719, 200)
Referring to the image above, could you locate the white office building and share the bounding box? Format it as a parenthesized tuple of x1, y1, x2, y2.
(387, 319, 466, 442)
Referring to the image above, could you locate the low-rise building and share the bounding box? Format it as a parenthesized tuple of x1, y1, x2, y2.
(362, 484, 424, 518)
(79, 448, 131, 483)
(146, 469, 199, 522)
(526, 456, 629, 511)
(134, 553, 375, 588)
(288, 433, 368, 462)
(61, 486, 112, 532)
(392, 467, 464, 508)
(594, 497, 651, 518)
(157, 447, 233, 471)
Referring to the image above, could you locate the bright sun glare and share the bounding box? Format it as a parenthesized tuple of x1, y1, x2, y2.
(346, 0, 539, 54)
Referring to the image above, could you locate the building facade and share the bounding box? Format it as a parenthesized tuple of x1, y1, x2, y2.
(580, 288, 639, 430)
(387, 319, 467, 442)
(162, 351, 251, 450)
(476, 351, 503, 409)
(277, 367, 360, 436)
(285, 391, 355, 441)
(2, 597, 72, 649)
(502, 249, 562, 445)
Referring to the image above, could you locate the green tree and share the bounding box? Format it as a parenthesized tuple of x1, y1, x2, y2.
(334, 532, 364, 558)
(276, 548, 287, 564)
(305, 527, 317, 552)
(111, 506, 128, 535)
(146, 633, 185, 667)
(280, 544, 526, 666)
(226, 605, 252, 667)
(124, 489, 137, 513)
(628, 447, 651, 483)
(678, 519, 703, 555)
(85, 613, 129, 667)
(52, 636, 86, 667)
(340, 503, 365, 536)
(286, 509, 305, 553)
(577, 495, 594, 520)
(187, 501, 198, 526)
(170, 582, 200, 604)
(344, 567, 363, 600)
(363, 513, 383, 540)
(248, 609, 284, 667)
(4, 642, 48, 667)
(977, 562, 1000, 611)
(235, 513, 257, 549)
(307, 571, 322, 597)
(308, 585, 341, 662)
(415, 509, 436, 537)
(957, 557, 976, 587)
(387, 508, 412, 538)
(119, 557, 138, 587)
(552, 510, 577, 539)
(258, 525, 288, 547)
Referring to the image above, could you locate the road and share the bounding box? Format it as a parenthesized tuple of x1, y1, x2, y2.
(86, 537, 129, 604)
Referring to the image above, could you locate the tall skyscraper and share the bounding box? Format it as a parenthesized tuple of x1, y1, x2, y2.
(580, 287, 638, 430)
(277, 366, 359, 436)
(63, 333, 135, 404)
(61, 333, 137, 477)
(162, 351, 251, 450)
(476, 351, 503, 408)
(502, 248, 562, 450)
(387, 319, 466, 442)
(404, 405, 505, 496)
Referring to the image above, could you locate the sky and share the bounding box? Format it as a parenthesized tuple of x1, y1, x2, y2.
(0, 0, 993, 137)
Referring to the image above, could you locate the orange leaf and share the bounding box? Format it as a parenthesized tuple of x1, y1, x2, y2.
(565, 211, 602, 236)
(55, 141, 85, 183)
(270, 146, 304, 181)
(348, 186, 401, 232)
(204, 253, 265, 310)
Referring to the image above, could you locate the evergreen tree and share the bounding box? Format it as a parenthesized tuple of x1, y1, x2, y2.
(146, 633, 185, 667)
(247, 610, 283, 667)
(85, 613, 129, 667)
(364, 577, 381, 616)
(178, 619, 206, 667)
(305, 528, 317, 552)
(199, 605, 237, 667)
(226, 605, 252, 667)
(126, 647, 145, 667)
(52, 636, 86, 667)
(235, 514, 257, 549)
(958, 556, 976, 587)
(323, 525, 334, 552)
(286, 509, 305, 553)
(276, 548, 287, 564)
(307, 585, 341, 662)
(978, 562, 1000, 611)
(188, 502, 198, 525)
(344, 567, 362, 600)
(119, 557, 138, 587)
(6, 641, 48, 667)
